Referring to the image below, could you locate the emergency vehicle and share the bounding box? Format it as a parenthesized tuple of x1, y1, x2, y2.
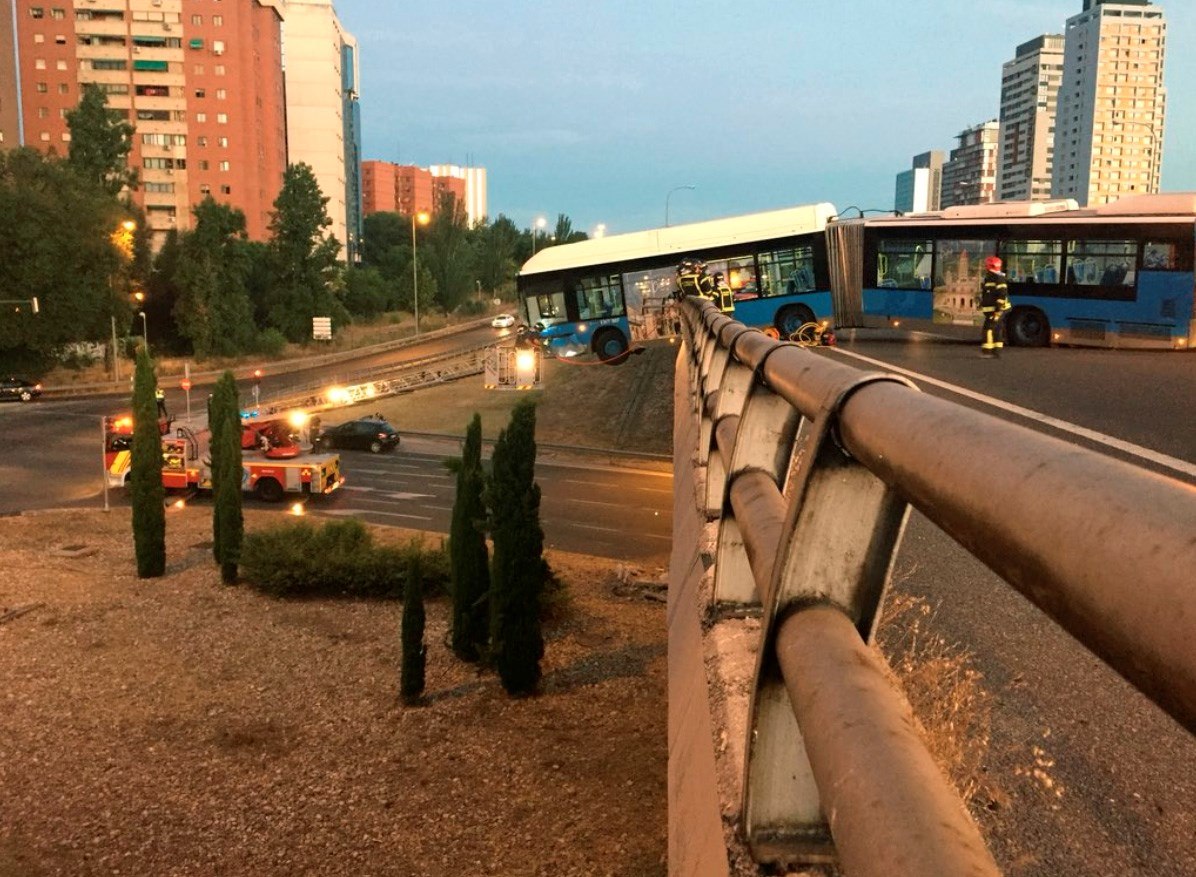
(104, 414, 345, 503)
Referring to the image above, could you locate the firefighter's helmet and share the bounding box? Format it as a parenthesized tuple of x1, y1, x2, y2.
(985, 256, 1003, 273)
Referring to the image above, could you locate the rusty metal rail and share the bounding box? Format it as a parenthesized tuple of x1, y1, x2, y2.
(678, 297, 1196, 874)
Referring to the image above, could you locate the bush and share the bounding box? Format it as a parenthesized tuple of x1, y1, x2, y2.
(240, 519, 449, 598)
(455, 298, 487, 317)
(256, 328, 288, 357)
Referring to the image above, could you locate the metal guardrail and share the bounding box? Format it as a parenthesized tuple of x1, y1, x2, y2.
(40, 316, 495, 398)
(679, 298, 1196, 875)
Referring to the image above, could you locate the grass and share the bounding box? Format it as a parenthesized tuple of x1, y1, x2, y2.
(362, 338, 680, 455)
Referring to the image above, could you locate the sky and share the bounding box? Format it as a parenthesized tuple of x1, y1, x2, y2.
(334, 0, 1195, 236)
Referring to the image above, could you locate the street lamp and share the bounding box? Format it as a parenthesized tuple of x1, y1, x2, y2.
(665, 185, 696, 227)
(531, 216, 547, 255)
(594, 223, 607, 239)
(138, 310, 148, 350)
(411, 211, 430, 335)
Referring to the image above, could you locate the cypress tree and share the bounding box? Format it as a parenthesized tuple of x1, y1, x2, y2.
(486, 399, 546, 696)
(400, 550, 427, 705)
(210, 371, 243, 584)
(450, 414, 490, 662)
(129, 346, 166, 578)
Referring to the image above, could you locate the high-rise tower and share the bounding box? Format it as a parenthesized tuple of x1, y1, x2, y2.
(997, 34, 1064, 201)
(1051, 0, 1167, 205)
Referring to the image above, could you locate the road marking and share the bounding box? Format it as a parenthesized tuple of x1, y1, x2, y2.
(342, 486, 434, 500)
(561, 478, 671, 493)
(351, 468, 450, 480)
(832, 347, 1196, 480)
(572, 523, 623, 533)
(322, 508, 432, 522)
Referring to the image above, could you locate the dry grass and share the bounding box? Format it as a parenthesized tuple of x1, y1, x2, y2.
(878, 586, 995, 810)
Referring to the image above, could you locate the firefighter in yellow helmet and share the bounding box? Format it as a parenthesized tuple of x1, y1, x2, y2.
(979, 255, 1011, 358)
(676, 259, 716, 303)
(711, 271, 736, 315)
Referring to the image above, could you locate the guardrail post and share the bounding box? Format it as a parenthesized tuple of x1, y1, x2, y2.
(742, 372, 916, 865)
(712, 344, 804, 607)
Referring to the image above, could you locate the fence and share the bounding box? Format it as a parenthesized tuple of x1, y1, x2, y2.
(670, 298, 1196, 876)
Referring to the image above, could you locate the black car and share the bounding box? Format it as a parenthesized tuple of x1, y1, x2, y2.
(313, 418, 400, 454)
(0, 377, 41, 403)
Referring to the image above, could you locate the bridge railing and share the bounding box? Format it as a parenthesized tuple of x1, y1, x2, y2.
(675, 298, 1196, 875)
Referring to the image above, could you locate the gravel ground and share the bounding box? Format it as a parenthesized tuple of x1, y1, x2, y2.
(0, 508, 667, 877)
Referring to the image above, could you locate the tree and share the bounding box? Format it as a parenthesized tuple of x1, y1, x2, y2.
(486, 399, 546, 695)
(473, 215, 521, 298)
(552, 213, 588, 246)
(65, 83, 136, 196)
(130, 347, 165, 578)
(172, 198, 258, 357)
(400, 550, 428, 705)
(264, 163, 347, 341)
(449, 414, 490, 662)
(210, 371, 243, 584)
(420, 193, 474, 313)
(343, 266, 390, 318)
(0, 148, 128, 372)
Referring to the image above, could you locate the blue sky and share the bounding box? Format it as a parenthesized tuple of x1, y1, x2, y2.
(335, 0, 1194, 235)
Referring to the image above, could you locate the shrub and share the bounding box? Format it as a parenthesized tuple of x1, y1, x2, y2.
(240, 519, 448, 599)
(256, 328, 288, 357)
(456, 298, 487, 317)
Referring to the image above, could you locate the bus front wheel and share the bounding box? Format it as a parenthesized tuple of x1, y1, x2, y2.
(775, 305, 815, 338)
(593, 329, 630, 364)
(1007, 307, 1050, 347)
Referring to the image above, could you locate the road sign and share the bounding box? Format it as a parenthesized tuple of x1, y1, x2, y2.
(313, 316, 332, 341)
(180, 378, 192, 391)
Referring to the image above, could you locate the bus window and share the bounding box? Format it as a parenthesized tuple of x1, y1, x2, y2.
(1000, 240, 1063, 285)
(529, 291, 567, 325)
(575, 274, 624, 319)
(876, 240, 932, 289)
(758, 245, 815, 297)
(1066, 240, 1136, 287)
(1143, 242, 1179, 270)
(933, 239, 995, 325)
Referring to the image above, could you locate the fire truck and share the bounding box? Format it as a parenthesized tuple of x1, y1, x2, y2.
(104, 414, 345, 503)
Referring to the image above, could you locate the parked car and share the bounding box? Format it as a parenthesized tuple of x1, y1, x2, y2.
(491, 313, 517, 329)
(312, 417, 400, 454)
(0, 377, 41, 403)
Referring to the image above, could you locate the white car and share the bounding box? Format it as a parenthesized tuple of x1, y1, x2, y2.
(491, 313, 517, 329)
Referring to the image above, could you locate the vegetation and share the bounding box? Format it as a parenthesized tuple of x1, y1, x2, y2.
(400, 552, 428, 705)
(210, 371, 244, 584)
(449, 414, 491, 662)
(239, 519, 448, 598)
(486, 399, 547, 695)
(65, 82, 137, 197)
(129, 347, 165, 578)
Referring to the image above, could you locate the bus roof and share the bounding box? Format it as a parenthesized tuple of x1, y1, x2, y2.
(519, 202, 838, 277)
(865, 193, 1196, 229)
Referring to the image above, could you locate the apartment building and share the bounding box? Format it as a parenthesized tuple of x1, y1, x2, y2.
(894, 150, 944, 214)
(1051, 0, 1167, 205)
(361, 160, 483, 224)
(997, 34, 1064, 201)
(282, 0, 361, 260)
(0, 0, 287, 244)
(940, 121, 1000, 208)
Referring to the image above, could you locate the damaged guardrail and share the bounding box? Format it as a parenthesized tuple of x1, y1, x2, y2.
(678, 297, 1196, 876)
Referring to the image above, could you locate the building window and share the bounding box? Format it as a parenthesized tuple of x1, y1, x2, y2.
(40, 132, 50, 141)
(191, 14, 202, 24)
(220, 185, 231, 195)
(217, 136, 228, 147)
(50, 7, 64, 18)
(29, 7, 44, 18)
(38, 107, 49, 119)
(212, 40, 225, 54)
(195, 88, 205, 98)
(216, 88, 226, 100)
(200, 183, 211, 195)
(216, 113, 227, 124)
(214, 64, 225, 76)
(34, 59, 46, 70)
(197, 136, 208, 147)
(199, 160, 209, 170)
(213, 15, 223, 26)
(195, 113, 206, 123)
(35, 82, 47, 93)
(218, 160, 229, 171)
(194, 64, 204, 75)
(33, 33, 44, 44)
(55, 59, 67, 70)
(55, 35, 65, 44)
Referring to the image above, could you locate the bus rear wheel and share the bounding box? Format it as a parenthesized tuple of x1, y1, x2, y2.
(593, 329, 630, 364)
(775, 305, 815, 338)
(1007, 307, 1050, 347)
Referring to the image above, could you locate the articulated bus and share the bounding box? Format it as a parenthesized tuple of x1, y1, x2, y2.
(828, 193, 1195, 349)
(517, 193, 1194, 360)
(516, 203, 838, 361)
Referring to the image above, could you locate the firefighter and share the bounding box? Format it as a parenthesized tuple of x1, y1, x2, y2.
(676, 259, 715, 303)
(979, 255, 1011, 358)
(155, 387, 168, 418)
(711, 271, 736, 314)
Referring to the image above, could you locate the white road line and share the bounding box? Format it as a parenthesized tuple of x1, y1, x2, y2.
(571, 523, 623, 533)
(832, 347, 1196, 480)
(561, 478, 671, 493)
(322, 509, 432, 522)
(351, 469, 450, 480)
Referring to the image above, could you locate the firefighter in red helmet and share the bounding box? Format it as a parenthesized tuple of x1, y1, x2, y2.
(979, 255, 1011, 358)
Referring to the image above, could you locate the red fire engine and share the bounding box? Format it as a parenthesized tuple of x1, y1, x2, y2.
(104, 414, 344, 503)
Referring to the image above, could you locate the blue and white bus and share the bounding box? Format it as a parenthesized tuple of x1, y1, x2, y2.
(832, 194, 1194, 349)
(516, 203, 837, 361)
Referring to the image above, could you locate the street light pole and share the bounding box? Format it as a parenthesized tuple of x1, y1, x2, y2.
(138, 311, 148, 351)
(531, 216, 547, 256)
(665, 185, 696, 227)
(411, 211, 430, 335)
